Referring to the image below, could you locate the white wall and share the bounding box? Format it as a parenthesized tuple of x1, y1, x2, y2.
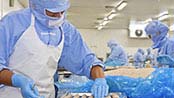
(78, 29, 152, 60)
(0, 0, 23, 18)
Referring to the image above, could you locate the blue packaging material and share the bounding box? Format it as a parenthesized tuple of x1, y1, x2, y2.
(56, 68, 174, 98)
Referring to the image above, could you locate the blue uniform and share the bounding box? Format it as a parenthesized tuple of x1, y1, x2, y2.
(145, 20, 174, 67)
(105, 45, 128, 66)
(133, 49, 145, 68)
(0, 8, 104, 78)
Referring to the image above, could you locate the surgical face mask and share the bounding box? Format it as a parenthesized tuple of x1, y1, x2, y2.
(48, 14, 65, 27)
(44, 9, 65, 27)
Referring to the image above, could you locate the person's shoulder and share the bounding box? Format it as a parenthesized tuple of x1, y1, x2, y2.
(62, 20, 79, 35)
(62, 20, 75, 30)
(1, 8, 31, 23)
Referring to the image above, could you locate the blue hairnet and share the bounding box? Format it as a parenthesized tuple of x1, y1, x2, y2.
(145, 20, 169, 36)
(29, 0, 70, 19)
(145, 20, 169, 48)
(107, 40, 118, 48)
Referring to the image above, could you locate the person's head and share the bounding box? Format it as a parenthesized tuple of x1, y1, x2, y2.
(29, 0, 70, 27)
(146, 48, 151, 54)
(107, 40, 118, 48)
(137, 48, 144, 55)
(145, 20, 169, 48)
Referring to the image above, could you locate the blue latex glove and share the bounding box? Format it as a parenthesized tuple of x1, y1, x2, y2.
(12, 74, 44, 98)
(157, 55, 174, 67)
(91, 78, 109, 98)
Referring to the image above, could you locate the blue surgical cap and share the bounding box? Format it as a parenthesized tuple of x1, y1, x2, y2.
(29, 0, 70, 15)
(145, 20, 169, 36)
(107, 40, 118, 48)
(145, 20, 169, 49)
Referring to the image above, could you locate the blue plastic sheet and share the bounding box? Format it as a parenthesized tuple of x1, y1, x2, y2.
(56, 68, 174, 98)
(104, 60, 126, 67)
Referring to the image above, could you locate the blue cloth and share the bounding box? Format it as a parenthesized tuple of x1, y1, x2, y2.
(105, 40, 127, 66)
(133, 49, 145, 68)
(157, 55, 174, 67)
(12, 74, 44, 98)
(157, 38, 174, 59)
(0, 8, 104, 79)
(65, 68, 174, 98)
(145, 20, 169, 49)
(91, 78, 109, 98)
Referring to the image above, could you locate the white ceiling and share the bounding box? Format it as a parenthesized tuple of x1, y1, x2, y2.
(3, 0, 174, 29)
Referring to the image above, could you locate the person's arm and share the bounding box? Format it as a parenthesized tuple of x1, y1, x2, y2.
(90, 65, 104, 80)
(0, 9, 42, 98)
(59, 22, 105, 78)
(0, 69, 13, 86)
(59, 22, 108, 98)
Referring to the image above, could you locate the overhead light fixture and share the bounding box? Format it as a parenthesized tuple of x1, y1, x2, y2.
(97, 26, 103, 30)
(111, 9, 116, 13)
(117, 1, 127, 11)
(157, 11, 168, 18)
(102, 20, 109, 25)
(158, 14, 170, 21)
(108, 13, 118, 20)
(104, 17, 108, 21)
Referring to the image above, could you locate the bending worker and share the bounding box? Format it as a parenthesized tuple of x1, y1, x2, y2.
(133, 48, 145, 68)
(104, 40, 128, 66)
(145, 20, 174, 67)
(0, 0, 109, 98)
(146, 48, 156, 67)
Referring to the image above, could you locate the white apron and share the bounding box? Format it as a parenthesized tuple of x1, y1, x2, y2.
(0, 15, 64, 98)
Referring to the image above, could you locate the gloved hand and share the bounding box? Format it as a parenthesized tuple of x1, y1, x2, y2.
(157, 55, 174, 67)
(91, 78, 109, 98)
(12, 74, 44, 98)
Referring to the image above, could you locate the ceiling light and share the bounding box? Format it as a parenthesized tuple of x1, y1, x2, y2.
(102, 20, 109, 26)
(117, 1, 127, 11)
(97, 26, 103, 30)
(104, 17, 108, 21)
(108, 13, 118, 20)
(111, 9, 116, 13)
(158, 14, 170, 21)
(157, 11, 168, 18)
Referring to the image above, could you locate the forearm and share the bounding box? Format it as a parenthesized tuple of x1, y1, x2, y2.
(90, 65, 105, 80)
(0, 69, 13, 86)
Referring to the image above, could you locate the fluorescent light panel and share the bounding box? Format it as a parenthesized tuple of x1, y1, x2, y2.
(117, 1, 127, 11)
(158, 14, 170, 21)
(97, 26, 103, 30)
(102, 21, 109, 25)
(108, 13, 117, 19)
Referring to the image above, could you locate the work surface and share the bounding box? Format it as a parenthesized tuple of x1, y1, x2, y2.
(105, 66, 154, 78)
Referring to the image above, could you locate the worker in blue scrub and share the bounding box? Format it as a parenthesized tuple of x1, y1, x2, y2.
(145, 20, 174, 67)
(0, 0, 109, 98)
(145, 48, 156, 67)
(104, 40, 128, 66)
(133, 49, 146, 68)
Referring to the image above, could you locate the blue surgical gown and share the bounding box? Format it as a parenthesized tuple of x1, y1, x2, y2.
(0, 8, 104, 79)
(105, 45, 128, 66)
(158, 38, 174, 59)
